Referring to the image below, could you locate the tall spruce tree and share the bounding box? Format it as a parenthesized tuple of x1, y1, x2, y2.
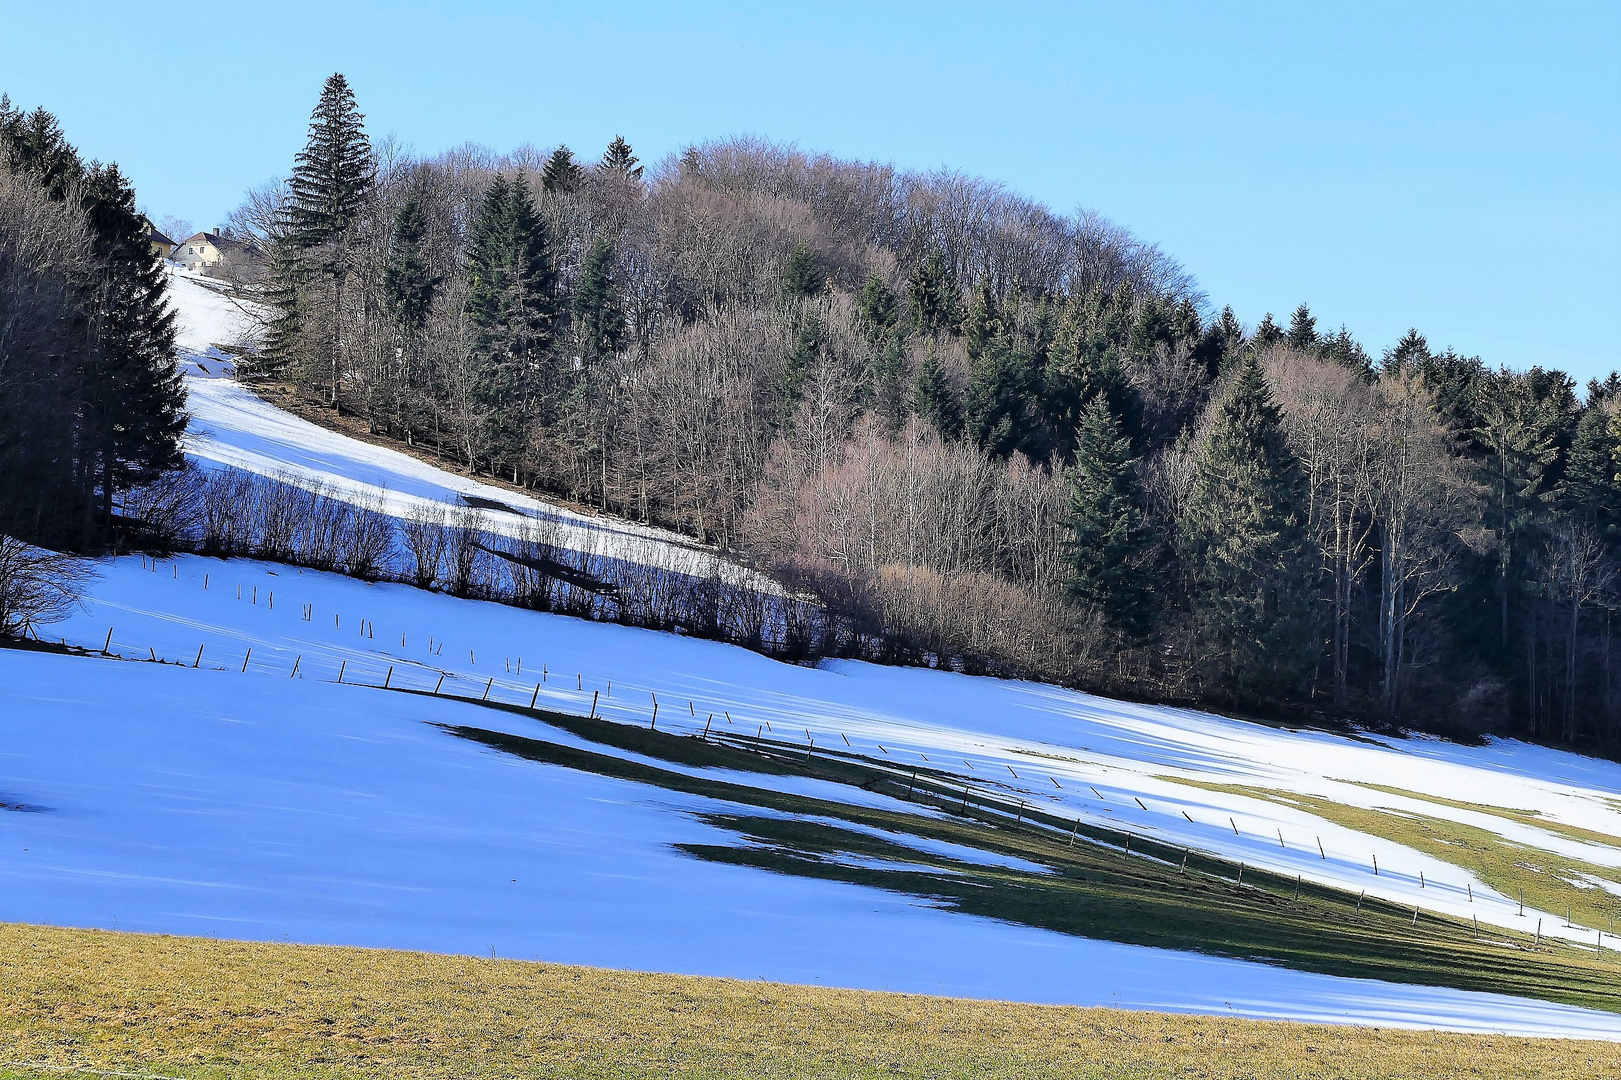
(573, 237, 625, 363)
(1285, 303, 1318, 351)
(856, 273, 900, 342)
(80, 161, 186, 531)
(782, 242, 822, 298)
(287, 74, 374, 252)
(0, 102, 183, 548)
(283, 73, 374, 407)
(540, 146, 583, 194)
(1180, 356, 1316, 701)
(1064, 395, 1156, 642)
(383, 198, 439, 339)
(465, 173, 559, 462)
(908, 250, 960, 335)
(599, 136, 643, 179)
(912, 348, 963, 441)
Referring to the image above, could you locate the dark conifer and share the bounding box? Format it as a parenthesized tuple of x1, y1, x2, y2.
(573, 238, 626, 363)
(383, 198, 439, 339)
(1285, 303, 1318, 351)
(911, 348, 963, 441)
(1180, 356, 1316, 700)
(540, 146, 584, 194)
(1250, 312, 1284, 351)
(782, 243, 822, 299)
(856, 273, 900, 342)
(1064, 395, 1156, 642)
(599, 136, 643, 179)
(908, 250, 960, 336)
(286, 74, 374, 255)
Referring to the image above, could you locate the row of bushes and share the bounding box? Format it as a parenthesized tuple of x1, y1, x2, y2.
(119, 465, 843, 663)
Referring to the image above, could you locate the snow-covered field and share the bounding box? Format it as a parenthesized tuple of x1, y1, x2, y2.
(2, 267, 1618, 1040)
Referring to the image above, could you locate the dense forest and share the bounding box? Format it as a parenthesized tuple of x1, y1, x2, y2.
(0, 97, 186, 550)
(4, 75, 1619, 756)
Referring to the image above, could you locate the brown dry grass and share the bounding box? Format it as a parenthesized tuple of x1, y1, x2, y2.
(1, 923, 1616, 1080)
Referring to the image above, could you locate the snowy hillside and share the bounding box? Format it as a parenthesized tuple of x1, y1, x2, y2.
(167, 266, 766, 587)
(1, 552, 1618, 1039)
(1, 267, 1617, 1041)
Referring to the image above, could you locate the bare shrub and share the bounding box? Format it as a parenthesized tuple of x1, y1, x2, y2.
(401, 503, 451, 589)
(341, 496, 395, 580)
(445, 509, 486, 597)
(0, 535, 93, 636)
(120, 464, 205, 549)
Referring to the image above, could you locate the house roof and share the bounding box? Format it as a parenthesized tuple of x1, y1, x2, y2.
(148, 228, 176, 247)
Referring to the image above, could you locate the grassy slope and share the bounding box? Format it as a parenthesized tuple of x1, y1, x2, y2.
(1162, 775, 1621, 937)
(2, 923, 1618, 1080)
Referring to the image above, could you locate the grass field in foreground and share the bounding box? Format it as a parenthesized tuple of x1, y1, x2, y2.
(1, 923, 1617, 1080)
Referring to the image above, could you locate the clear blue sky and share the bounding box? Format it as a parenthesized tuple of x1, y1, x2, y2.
(6, 1, 1617, 384)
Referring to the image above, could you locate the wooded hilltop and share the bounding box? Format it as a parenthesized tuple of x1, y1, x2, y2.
(5, 75, 1619, 756)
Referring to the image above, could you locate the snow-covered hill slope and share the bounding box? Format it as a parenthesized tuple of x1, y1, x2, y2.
(2, 553, 1618, 1039)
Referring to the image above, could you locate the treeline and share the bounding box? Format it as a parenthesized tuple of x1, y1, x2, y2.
(0, 98, 186, 550)
(236, 75, 1620, 752)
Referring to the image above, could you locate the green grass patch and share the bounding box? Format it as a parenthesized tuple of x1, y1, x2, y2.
(1341, 780, 1621, 852)
(6, 924, 1618, 1080)
(1160, 775, 1621, 939)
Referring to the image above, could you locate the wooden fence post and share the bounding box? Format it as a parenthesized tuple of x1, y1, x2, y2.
(433, 673, 444, 694)
(103, 627, 114, 655)
(242, 649, 252, 673)
(482, 677, 493, 701)
(1230, 817, 1239, 836)
(590, 689, 599, 718)
(339, 660, 347, 683)
(531, 684, 541, 709)
(290, 655, 301, 678)
(384, 666, 393, 689)
(702, 715, 713, 739)
(1317, 836, 1325, 859)
(193, 644, 204, 668)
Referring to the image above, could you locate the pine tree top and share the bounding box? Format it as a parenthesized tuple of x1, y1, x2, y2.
(599, 136, 643, 179)
(287, 74, 375, 252)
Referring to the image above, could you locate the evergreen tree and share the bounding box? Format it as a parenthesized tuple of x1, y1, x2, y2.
(286, 74, 374, 256)
(1040, 293, 1141, 461)
(540, 146, 583, 194)
(1382, 328, 1432, 375)
(965, 334, 1031, 459)
(283, 73, 374, 406)
(1180, 356, 1316, 701)
(907, 250, 960, 335)
(1064, 395, 1156, 642)
(1285, 303, 1318, 351)
(911, 348, 962, 440)
(1249, 312, 1284, 351)
(0, 103, 183, 547)
(465, 173, 560, 459)
(962, 284, 1002, 361)
(856, 273, 900, 342)
(383, 198, 439, 339)
(0, 98, 80, 198)
(573, 237, 626, 363)
(599, 136, 643, 179)
(1559, 406, 1621, 543)
(781, 242, 822, 298)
